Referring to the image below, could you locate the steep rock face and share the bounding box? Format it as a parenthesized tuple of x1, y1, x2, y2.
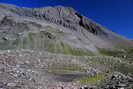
(0, 4, 133, 55)
(0, 4, 113, 36)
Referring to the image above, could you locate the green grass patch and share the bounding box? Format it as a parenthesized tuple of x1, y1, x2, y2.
(48, 42, 95, 56)
(98, 48, 124, 56)
(77, 74, 105, 85)
(48, 65, 87, 72)
(86, 56, 133, 75)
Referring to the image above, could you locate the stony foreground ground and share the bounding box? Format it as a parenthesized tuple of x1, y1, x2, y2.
(0, 50, 132, 89)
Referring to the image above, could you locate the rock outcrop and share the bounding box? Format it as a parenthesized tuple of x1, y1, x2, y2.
(0, 4, 107, 36)
(100, 72, 133, 89)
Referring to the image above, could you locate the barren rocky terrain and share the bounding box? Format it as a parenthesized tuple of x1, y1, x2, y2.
(0, 3, 133, 89)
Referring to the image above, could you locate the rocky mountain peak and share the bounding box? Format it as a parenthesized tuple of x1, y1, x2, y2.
(32, 5, 107, 35)
(0, 4, 107, 35)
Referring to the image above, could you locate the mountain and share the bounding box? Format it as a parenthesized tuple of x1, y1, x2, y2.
(0, 3, 133, 89)
(0, 4, 133, 56)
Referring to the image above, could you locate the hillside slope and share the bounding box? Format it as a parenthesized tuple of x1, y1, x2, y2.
(0, 4, 133, 56)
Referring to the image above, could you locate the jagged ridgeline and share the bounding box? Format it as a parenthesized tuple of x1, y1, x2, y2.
(0, 4, 133, 56)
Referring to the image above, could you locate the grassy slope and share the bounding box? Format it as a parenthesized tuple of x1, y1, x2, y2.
(0, 25, 95, 56)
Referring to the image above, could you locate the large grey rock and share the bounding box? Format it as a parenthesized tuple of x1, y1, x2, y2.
(100, 72, 133, 89)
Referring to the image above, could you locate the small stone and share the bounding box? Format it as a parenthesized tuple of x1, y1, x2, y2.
(7, 83, 16, 87)
(118, 88, 124, 89)
(118, 84, 127, 87)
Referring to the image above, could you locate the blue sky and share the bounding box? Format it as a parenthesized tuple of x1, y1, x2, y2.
(0, 0, 133, 38)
